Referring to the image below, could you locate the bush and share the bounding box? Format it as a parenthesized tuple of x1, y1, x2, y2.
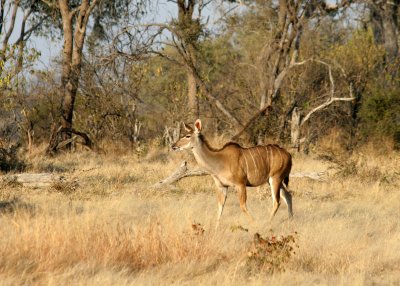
(359, 87, 400, 144)
(246, 232, 298, 274)
(0, 144, 25, 172)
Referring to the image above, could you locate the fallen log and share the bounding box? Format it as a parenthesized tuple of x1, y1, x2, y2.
(0, 173, 68, 188)
(153, 161, 327, 188)
(153, 161, 208, 189)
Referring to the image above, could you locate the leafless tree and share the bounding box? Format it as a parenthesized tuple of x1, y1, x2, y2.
(231, 0, 352, 141)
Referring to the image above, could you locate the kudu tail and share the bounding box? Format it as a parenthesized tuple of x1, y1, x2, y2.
(283, 176, 289, 188)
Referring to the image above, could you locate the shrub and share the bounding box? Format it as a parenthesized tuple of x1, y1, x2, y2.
(359, 87, 400, 142)
(0, 144, 25, 172)
(246, 232, 298, 274)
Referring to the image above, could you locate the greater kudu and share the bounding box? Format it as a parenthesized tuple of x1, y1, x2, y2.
(172, 119, 293, 225)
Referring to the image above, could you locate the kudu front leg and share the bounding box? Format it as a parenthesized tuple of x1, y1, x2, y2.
(216, 186, 228, 228)
(237, 184, 254, 223)
(212, 176, 227, 228)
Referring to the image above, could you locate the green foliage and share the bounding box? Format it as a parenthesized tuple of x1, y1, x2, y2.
(0, 60, 11, 89)
(327, 29, 384, 72)
(137, 54, 188, 124)
(359, 86, 400, 140)
(0, 45, 41, 105)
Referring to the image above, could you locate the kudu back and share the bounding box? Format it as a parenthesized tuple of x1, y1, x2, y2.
(172, 119, 293, 225)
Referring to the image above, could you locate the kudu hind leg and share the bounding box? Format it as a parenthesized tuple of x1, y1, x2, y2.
(269, 177, 281, 220)
(280, 181, 293, 218)
(238, 184, 254, 223)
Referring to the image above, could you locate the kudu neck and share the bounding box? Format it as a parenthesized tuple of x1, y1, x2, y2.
(192, 134, 221, 173)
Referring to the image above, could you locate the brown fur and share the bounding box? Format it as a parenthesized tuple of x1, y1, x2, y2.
(172, 120, 293, 225)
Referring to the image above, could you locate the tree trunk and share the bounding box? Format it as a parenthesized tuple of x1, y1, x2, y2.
(176, 0, 199, 120)
(58, 0, 94, 150)
(290, 107, 301, 151)
(0, 0, 5, 36)
(187, 69, 198, 120)
(59, 0, 74, 146)
(370, 3, 384, 45)
(0, 0, 18, 63)
(370, 1, 399, 64)
(381, 1, 399, 63)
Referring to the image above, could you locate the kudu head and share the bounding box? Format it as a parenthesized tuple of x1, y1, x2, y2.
(172, 119, 202, 151)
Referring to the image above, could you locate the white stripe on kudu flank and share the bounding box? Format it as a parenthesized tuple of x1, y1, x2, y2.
(256, 147, 265, 170)
(243, 151, 249, 176)
(248, 149, 258, 175)
(278, 147, 283, 168)
(269, 146, 273, 170)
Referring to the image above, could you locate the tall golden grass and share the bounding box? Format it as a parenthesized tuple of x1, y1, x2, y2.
(0, 146, 399, 285)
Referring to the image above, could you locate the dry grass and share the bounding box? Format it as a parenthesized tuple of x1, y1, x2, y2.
(0, 147, 399, 285)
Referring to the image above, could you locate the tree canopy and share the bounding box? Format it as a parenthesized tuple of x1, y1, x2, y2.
(0, 0, 399, 153)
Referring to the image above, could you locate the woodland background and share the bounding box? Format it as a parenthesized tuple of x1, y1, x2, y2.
(0, 0, 399, 158)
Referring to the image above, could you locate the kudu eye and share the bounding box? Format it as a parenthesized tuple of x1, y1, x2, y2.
(185, 135, 191, 138)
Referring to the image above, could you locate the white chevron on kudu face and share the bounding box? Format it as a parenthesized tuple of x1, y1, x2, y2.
(172, 119, 293, 226)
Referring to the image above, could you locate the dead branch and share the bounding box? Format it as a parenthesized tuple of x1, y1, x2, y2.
(154, 161, 327, 189)
(231, 59, 311, 141)
(152, 161, 208, 188)
(300, 60, 354, 127)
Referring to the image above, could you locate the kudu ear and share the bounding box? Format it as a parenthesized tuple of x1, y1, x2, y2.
(194, 119, 202, 133)
(183, 122, 193, 132)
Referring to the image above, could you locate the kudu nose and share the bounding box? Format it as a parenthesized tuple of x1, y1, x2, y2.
(171, 144, 178, 151)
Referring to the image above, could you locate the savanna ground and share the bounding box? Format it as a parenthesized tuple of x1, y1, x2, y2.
(0, 144, 399, 286)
